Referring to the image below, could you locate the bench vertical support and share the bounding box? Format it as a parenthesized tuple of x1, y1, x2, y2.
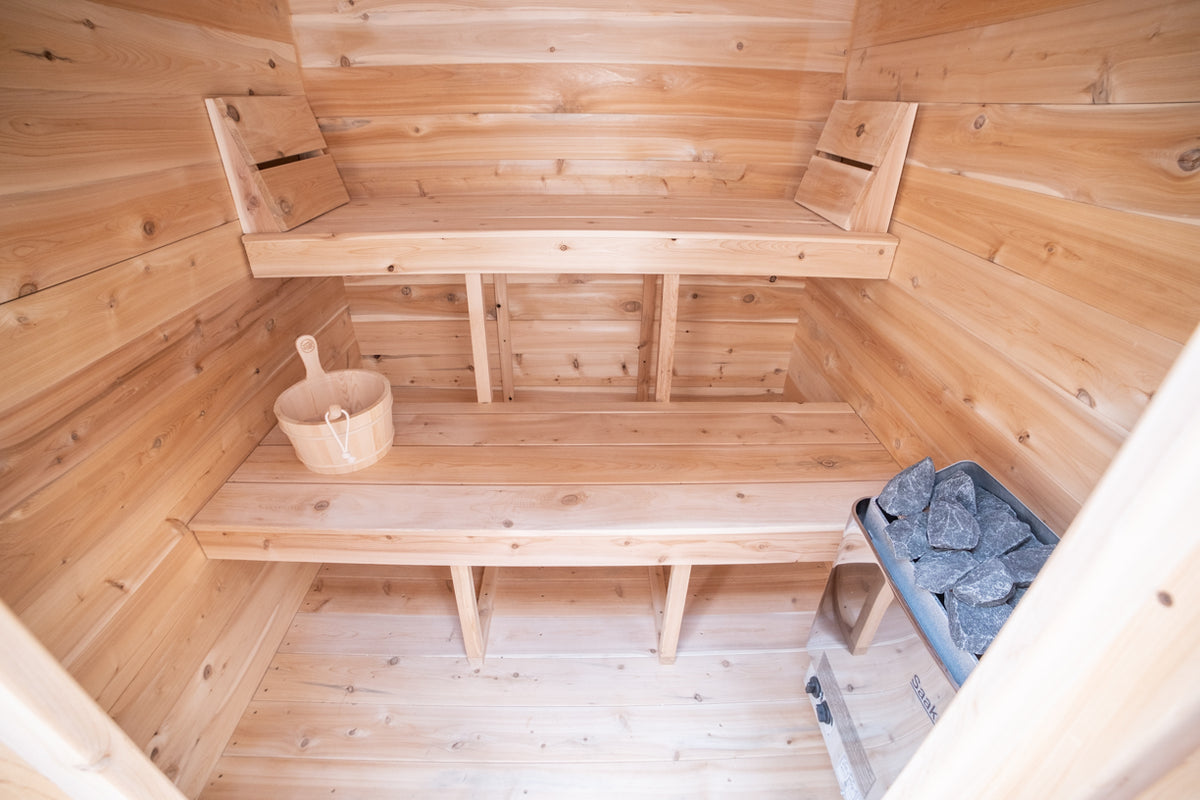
(464, 274, 493, 403)
(655, 274, 680, 403)
(450, 565, 493, 666)
(653, 564, 692, 664)
(492, 275, 516, 401)
(635, 275, 659, 401)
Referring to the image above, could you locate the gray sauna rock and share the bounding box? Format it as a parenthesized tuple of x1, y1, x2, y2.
(932, 470, 977, 514)
(952, 558, 1016, 607)
(1008, 585, 1029, 608)
(947, 593, 1013, 654)
(1000, 543, 1056, 587)
(877, 457, 935, 517)
(885, 512, 931, 561)
(913, 549, 977, 593)
(927, 499, 981, 550)
(975, 487, 1018, 519)
(972, 511, 1033, 561)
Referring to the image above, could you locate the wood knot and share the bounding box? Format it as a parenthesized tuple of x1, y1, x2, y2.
(314, 500, 330, 511)
(18, 283, 37, 297)
(202, 664, 213, 680)
(225, 103, 240, 122)
(386, 264, 396, 272)
(973, 114, 987, 130)
(142, 220, 157, 236)
(741, 293, 755, 303)
(502, 519, 514, 528)
(736, 41, 744, 51)
(559, 243, 569, 251)
(267, 58, 277, 69)
(339, 55, 352, 67)
(560, 493, 580, 505)
(1075, 388, 1095, 407)
(1177, 148, 1200, 172)
(855, 123, 866, 137)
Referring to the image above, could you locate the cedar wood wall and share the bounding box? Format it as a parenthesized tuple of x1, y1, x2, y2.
(0, 0, 1198, 796)
(791, 0, 1200, 533)
(292, 0, 856, 399)
(0, 1, 356, 795)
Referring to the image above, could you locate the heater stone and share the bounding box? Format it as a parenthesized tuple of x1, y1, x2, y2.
(947, 593, 1013, 654)
(914, 549, 977, 593)
(927, 499, 981, 550)
(877, 457, 935, 517)
(972, 511, 1033, 561)
(975, 487, 1018, 519)
(885, 512, 931, 561)
(952, 558, 1016, 607)
(1000, 543, 1056, 586)
(932, 470, 977, 514)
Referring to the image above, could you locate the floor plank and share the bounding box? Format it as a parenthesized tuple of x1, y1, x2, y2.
(202, 564, 840, 798)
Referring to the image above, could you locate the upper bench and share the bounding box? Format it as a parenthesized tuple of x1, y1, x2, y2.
(204, 97, 917, 281)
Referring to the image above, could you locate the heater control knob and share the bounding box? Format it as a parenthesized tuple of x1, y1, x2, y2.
(805, 676, 822, 698)
(815, 701, 832, 725)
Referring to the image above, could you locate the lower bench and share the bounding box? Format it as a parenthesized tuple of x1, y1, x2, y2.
(188, 401, 898, 663)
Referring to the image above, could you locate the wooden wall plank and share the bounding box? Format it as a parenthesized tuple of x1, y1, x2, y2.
(289, 0, 855, 19)
(335, 160, 803, 199)
(893, 166, 1200, 344)
(303, 64, 841, 120)
(888, 222, 1179, 434)
(850, 0, 1096, 49)
(0, 163, 235, 303)
(319, 114, 819, 166)
(799, 278, 1110, 533)
(0, 223, 250, 421)
(847, 0, 1200, 104)
(0, 91, 219, 195)
(904, 102, 1200, 224)
(97, 0, 295, 42)
(0, 0, 301, 95)
(292, 12, 849, 71)
(0, 600, 186, 800)
(133, 562, 318, 798)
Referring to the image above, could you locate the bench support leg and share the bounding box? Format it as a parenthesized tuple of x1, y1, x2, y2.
(450, 565, 497, 666)
(651, 564, 692, 665)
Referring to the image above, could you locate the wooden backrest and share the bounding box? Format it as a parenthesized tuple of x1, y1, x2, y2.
(205, 95, 349, 234)
(794, 100, 918, 233)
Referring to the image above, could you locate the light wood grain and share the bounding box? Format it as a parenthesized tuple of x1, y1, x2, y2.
(0, 600, 185, 799)
(293, 12, 849, 71)
(304, 63, 841, 119)
(892, 165, 1200, 345)
(0, 0, 300, 95)
(0, 163, 234, 303)
(202, 560, 838, 797)
(905, 102, 1200, 224)
(848, 0, 1200, 104)
(886, 313, 1200, 798)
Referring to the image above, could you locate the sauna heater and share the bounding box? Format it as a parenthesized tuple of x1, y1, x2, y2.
(804, 462, 1059, 800)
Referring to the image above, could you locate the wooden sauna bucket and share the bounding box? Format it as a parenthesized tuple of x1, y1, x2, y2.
(274, 335, 394, 474)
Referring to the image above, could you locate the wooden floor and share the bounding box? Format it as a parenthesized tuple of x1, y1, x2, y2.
(201, 563, 841, 799)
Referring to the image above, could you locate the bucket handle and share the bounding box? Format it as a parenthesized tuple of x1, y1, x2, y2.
(324, 404, 357, 465)
(295, 335, 326, 382)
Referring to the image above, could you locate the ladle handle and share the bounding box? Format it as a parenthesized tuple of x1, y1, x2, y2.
(295, 335, 325, 381)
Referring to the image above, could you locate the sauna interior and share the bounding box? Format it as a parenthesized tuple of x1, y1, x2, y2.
(2, 0, 1199, 797)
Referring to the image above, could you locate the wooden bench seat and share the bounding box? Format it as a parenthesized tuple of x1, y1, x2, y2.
(189, 401, 899, 664)
(239, 195, 898, 279)
(205, 97, 917, 281)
